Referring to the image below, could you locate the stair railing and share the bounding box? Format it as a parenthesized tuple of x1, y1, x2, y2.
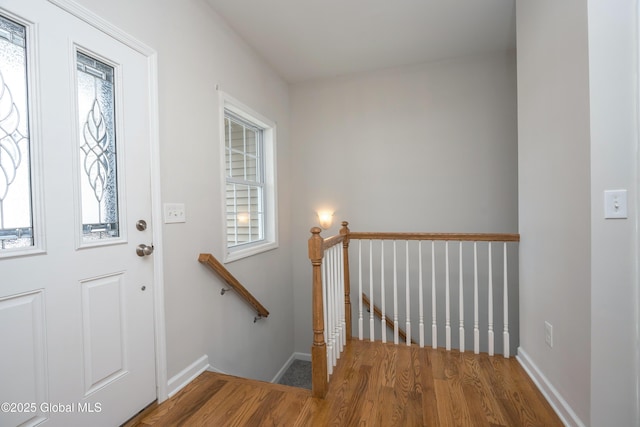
(350, 231, 519, 355)
(309, 221, 520, 399)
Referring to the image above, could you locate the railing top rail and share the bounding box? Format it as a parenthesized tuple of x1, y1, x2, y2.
(322, 234, 345, 250)
(198, 253, 269, 319)
(348, 231, 520, 242)
(307, 223, 519, 257)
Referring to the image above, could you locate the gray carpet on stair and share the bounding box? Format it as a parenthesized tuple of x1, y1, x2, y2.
(278, 359, 312, 390)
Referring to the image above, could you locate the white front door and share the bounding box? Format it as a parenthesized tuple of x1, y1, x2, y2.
(0, 1, 157, 426)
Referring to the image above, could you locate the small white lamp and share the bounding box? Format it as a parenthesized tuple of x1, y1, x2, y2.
(317, 211, 334, 230)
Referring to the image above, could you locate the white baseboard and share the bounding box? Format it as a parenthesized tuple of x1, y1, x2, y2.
(516, 347, 585, 427)
(207, 364, 229, 375)
(271, 352, 311, 384)
(167, 352, 311, 397)
(166, 354, 210, 398)
(293, 352, 311, 362)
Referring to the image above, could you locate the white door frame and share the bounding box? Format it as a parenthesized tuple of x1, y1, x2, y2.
(47, 0, 169, 402)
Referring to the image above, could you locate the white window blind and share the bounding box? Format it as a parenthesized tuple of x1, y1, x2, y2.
(220, 91, 278, 263)
(225, 110, 265, 247)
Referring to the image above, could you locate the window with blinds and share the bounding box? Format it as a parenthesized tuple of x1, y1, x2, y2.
(220, 92, 277, 263)
(224, 110, 265, 247)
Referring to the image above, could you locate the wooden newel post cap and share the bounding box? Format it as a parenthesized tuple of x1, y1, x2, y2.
(340, 221, 350, 241)
(309, 227, 324, 261)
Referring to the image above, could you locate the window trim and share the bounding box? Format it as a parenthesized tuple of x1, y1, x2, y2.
(219, 91, 278, 263)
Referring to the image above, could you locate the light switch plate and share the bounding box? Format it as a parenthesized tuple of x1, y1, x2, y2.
(164, 203, 186, 223)
(604, 190, 627, 219)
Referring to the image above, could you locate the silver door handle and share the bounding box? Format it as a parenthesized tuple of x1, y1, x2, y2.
(136, 244, 154, 257)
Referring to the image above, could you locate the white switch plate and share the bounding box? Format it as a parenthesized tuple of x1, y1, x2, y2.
(604, 189, 628, 219)
(164, 203, 186, 223)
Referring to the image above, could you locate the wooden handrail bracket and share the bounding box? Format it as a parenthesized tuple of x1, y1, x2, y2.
(198, 253, 269, 319)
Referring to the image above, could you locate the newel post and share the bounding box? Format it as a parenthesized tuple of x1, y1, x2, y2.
(340, 221, 352, 341)
(309, 227, 328, 398)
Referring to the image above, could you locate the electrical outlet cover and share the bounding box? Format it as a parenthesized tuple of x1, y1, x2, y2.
(544, 321, 553, 348)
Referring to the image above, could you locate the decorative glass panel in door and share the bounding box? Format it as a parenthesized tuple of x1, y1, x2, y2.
(0, 15, 33, 251)
(76, 51, 119, 242)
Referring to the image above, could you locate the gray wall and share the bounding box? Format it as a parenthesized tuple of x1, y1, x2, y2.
(588, 0, 637, 424)
(517, 0, 639, 425)
(516, 0, 591, 422)
(290, 52, 519, 354)
(73, 0, 295, 383)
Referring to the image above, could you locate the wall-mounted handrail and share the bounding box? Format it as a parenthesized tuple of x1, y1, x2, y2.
(362, 292, 416, 345)
(198, 253, 269, 321)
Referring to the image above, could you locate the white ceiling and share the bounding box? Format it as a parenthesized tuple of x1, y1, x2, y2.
(205, 0, 517, 84)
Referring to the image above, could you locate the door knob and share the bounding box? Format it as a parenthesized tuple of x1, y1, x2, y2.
(136, 244, 154, 257)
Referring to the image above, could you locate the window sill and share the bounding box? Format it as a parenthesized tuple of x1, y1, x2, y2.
(223, 240, 278, 263)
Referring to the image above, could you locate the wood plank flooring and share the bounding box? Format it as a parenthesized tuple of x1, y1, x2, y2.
(130, 341, 563, 426)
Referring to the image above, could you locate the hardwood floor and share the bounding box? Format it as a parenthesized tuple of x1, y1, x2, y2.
(131, 341, 563, 426)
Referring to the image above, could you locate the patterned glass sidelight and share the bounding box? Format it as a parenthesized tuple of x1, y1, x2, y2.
(76, 51, 119, 242)
(0, 15, 33, 250)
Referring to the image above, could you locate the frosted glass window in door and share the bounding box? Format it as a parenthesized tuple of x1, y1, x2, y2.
(0, 15, 33, 250)
(76, 52, 119, 242)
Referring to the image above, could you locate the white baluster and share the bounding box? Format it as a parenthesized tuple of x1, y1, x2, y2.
(419, 241, 424, 348)
(445, 241, 451, 351)
(323, 251, 332, 374)
(329, 247, 336, 369)
(381, 241, 386, 343)
(405, 240, 411, 346)
(358, 240, 363, 340)
(459, 241, 465, 353)
(369, 240, 375, 342)
(488, 242, 494, 356)
(503, 242, 509, 358)
(431, 241, 437, 349)
(393, 241, 399, 345)
(331, 245, 342, 364)
(473, 242, 479, 354)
